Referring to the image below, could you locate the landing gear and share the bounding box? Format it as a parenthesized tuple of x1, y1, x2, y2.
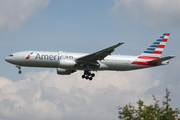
(82, 70, 95, 81)
(16, 66, 22, 74)
(18, 70, 22, 74)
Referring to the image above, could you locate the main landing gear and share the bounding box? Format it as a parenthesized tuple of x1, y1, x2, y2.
(16, 66, 22, 74)
(82, 70, 95, 81)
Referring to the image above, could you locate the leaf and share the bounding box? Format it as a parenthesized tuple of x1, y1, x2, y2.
(118, 87, 180, 120)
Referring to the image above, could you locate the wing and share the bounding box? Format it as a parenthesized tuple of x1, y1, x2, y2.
(76, 43, 124, 64)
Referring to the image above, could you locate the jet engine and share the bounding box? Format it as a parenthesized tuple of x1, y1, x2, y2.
(56, 68, 76, 75)
(59, 59, 76, 68)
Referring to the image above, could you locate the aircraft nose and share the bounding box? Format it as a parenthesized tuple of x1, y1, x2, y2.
(5, 56, 13, 63)
(5, 57, 9, 62)
(5, 54, 14, 63)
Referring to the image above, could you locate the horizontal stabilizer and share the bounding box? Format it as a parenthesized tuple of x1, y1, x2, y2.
(148, 56, 175, 63)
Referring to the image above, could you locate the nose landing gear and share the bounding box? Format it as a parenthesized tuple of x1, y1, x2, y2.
(82, 70, 95, 81)
(16, 66, 22, 74)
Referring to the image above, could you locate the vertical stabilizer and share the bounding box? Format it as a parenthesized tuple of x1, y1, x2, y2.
(138, 33, 170, 60)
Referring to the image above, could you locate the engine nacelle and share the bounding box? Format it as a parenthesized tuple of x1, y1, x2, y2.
(57, 68, 76, 75)
(59, 59, 76, 68)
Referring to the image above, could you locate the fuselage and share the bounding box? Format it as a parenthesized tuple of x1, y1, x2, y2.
(5, 51, 165, 72)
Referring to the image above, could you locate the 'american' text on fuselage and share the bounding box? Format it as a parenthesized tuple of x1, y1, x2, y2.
(35, 53, 73, 60)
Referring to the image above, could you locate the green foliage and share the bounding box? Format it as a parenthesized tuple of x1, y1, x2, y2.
(118, 88, 180, 120)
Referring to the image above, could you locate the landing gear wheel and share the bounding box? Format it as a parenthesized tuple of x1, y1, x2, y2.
(84, 71, 89, 75)
(85, 76, 89, 80)
(18, 70, 22, 74)
(82, 75, 85, 79)
(91, 73, 95, 77)
(89, 77, 93, 81)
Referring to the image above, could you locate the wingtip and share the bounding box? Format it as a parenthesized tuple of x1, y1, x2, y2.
(118, 42, 124, 45)
(170, 55, 176, 58)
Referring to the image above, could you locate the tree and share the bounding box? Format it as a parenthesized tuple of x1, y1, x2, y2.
(118, 88, 180, 120)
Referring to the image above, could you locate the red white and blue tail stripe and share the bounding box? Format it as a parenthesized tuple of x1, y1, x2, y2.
(138, 33, 170, 60)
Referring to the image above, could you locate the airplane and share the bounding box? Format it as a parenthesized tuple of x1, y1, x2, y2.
(5, 33, 175, 81)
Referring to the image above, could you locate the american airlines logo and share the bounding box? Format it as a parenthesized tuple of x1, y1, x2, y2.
(25, 52, 34, 59)
(35, 53, 73, 60)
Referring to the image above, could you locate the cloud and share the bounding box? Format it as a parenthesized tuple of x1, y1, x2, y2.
(0, 0, 50, 34)
(0, 67, 171, 120)
(111, 0, 180, 28)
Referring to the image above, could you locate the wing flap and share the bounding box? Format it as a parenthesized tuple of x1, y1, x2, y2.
(148, 56, 175, 63)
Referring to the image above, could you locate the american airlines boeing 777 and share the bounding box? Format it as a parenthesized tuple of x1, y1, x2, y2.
(5, 33, 175, 81)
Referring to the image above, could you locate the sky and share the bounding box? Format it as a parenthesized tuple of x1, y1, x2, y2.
(0, 0, 180, 120)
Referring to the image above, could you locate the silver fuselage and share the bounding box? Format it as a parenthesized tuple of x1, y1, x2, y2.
(5, 51, 166, 71)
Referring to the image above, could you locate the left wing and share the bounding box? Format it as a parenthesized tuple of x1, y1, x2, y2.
(76, 43, 124, 64)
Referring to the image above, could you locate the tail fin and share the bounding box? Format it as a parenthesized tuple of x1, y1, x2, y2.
(138, 33, 170, 60)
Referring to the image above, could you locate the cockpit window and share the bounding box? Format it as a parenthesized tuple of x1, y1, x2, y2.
(9, 55, 13, 57)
